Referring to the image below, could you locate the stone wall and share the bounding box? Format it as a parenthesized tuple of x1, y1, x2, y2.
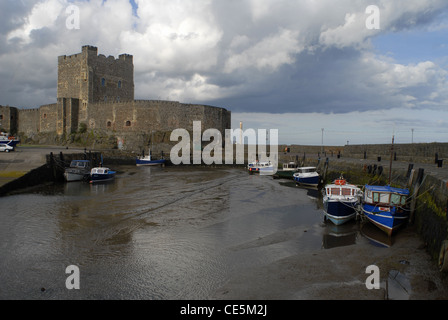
(83, 99, 231, 152)
(344, 143, 448, 163)
(0, 106, 18, 134)
(18, 108, 39, 137)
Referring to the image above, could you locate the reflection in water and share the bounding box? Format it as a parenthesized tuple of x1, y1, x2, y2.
(321, 221, 358, 249)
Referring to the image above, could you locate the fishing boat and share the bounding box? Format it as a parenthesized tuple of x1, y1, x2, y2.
(293, 167, 320, 187)
(64, 160, 91, 182)
(0, 133, 20, 147)
(247, 160, 275, 174)
(273, 162, 298, 179)
(136, 150, 166, 166)
(361, 135, 411, 236)
(361, 185, 410, 237)
(323, 176, 362, 225)
(90, 167, 116, 183)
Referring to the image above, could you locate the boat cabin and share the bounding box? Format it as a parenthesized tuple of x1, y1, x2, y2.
(297, 167, 316, 173)
(363, 185, 409, 207)
(282, 162, 297, 171)
(69, 160, 90, 169)
(91, 167, 110, 174)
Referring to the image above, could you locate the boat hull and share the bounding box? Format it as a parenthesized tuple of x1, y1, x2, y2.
(362, 204, 409, 236)
(90, 172, 115, 183)
(64, 171, 89, 182)
(323, 198, 358, 225)
(0, 140, 20, 147)
(293, 175, 319, 187)
(136, 158, 166, 166)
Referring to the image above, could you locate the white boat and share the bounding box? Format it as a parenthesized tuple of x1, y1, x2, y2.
(247, 160, 275, 174)
(90, 167, 116, 183)
(323, 177, 362, 225)
(293, 167, 320, 187)
(64, 160, 91, 182)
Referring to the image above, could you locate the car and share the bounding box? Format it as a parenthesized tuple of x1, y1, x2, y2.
(0, 144, 14, 152)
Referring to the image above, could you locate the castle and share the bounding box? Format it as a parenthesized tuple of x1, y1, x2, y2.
(0, 45, 231, 151)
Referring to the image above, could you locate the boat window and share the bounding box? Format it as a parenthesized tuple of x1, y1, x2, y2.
(341, 188, 352, 196)
(331, 188, 340, 195)
(390, 193, 401, 205)
(379, 193, 390, 204)
(401, 196, 407, 206)
(373, 192, 379, 202)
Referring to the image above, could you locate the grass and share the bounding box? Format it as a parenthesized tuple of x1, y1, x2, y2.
(0, 171, 27, 178)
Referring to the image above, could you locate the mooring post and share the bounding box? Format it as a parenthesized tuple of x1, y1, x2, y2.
(409, 168, 425, 225)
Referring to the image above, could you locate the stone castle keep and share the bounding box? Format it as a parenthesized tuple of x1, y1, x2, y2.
(0, 45, 231, 151)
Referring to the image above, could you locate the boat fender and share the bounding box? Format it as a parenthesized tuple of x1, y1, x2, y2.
(438, 240, 448, 272)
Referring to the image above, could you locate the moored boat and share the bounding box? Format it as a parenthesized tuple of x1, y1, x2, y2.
(273, 162, 298, 179)
(361, 185, 410, 236)
(0, 133, 20, 147)
(136, 154, 166, 166)
(293, 167, 320, 187)
(64, 160, 91, 182)
(323, 177, 362, 225)
(247, 160, 275, 175)
(90, 167, 116, 183)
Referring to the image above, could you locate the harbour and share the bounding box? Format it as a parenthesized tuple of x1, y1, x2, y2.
(1, 146, 448, 300)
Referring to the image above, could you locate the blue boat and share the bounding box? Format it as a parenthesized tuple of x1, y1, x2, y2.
(293, 167, 320, 187)
(136, 149, 166, 166)
(90, 167, 116, 183)
(0, 133, 20, 147)
(361, 185, 410, 236)
(323, 177, 362, 225)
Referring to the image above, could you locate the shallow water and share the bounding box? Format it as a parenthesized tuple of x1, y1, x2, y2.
(0, 166, 394, 299)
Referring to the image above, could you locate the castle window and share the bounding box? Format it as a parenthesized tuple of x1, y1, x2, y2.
(0, 115, 3, 120)
(43, 114, 47, 119)
(125, 121, 131, 127)
(117, 96, 120, 102)
(107, 121, 112, 128)
(101, 78, 106, 87)
(118, 81, 122, 88)
(104, 96, 107, 102)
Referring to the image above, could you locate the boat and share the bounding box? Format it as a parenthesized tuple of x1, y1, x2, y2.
(90, 167, 116, 183)
(322, 176, 362, 225)
(361, 135, 411, 236)
(273, 162, 298, 179)
(293, 167, 320, 187)
(361, 184, 410, 237)
(0, 133, 20, 147)
(136, 149, 166, 166)
(64, 160, 91, 182)
(247, 160, 275, 174)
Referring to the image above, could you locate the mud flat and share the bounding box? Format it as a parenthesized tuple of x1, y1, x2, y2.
(212, 224, 448, 300)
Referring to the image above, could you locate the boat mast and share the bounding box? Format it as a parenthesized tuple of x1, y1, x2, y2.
(388, 135, 394, 185)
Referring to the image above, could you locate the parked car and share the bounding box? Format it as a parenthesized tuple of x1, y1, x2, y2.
(0, 144, 14, 152)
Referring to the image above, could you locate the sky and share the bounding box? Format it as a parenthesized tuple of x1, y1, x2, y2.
(1, 0, 448, 145)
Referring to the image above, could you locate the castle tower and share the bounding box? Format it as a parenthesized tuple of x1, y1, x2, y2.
(56, 45, 134, 135)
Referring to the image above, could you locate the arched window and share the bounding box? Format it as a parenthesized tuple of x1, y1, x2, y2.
(125, 121, 131, 127)
(107, 121, 112, 128)
(101, 78, 106, 87)
(118, 80, 122, 88)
